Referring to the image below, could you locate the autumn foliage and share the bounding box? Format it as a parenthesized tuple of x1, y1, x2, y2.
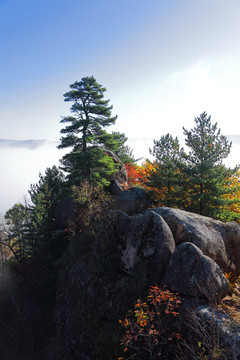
(220, 170, 240, 222)
(125, 163, 144, 186)
(125, 160, 187, 207)
(119, 285, 182, 359)
(125, 159, 240, 223)
(125, 114, 240, 221)
(125, 161, 161, 193)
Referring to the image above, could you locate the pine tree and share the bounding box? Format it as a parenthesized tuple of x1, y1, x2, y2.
(110, 131, 138, 164)
(183, 112, 234, 217)
(28, 166, 65, 261)
(58, 76, 120, 186)
(148, 134, 186, 207)
(3, 203, 31, 262)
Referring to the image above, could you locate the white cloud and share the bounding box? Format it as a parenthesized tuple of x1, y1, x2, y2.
(0, 143, 65, 214)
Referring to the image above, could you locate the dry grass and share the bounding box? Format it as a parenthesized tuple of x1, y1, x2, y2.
(220, 277, 240, 323)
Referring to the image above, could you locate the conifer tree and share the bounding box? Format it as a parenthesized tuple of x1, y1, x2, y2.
(58, 76, 119, 186)
(2, 203, 31, 262)
(148, 134, 186, 207)
(183, 111, 234, 217)
(111, 131, 138, 164)
(28, 166, 65, 261)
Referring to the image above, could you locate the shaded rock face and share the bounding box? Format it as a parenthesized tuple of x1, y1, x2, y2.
(196, 304, 240, 357)
(53, 196, 75, 229)
(109, 180, 153, 215)
(116, 186, 153, 215)
(162, 242, 229, 300)
(109, 179, 124, 195)
(53, 210, 175, 359)
(151, 207, 240, 274)
(94, 210, 175, 279)
(53, 208, 240, 359)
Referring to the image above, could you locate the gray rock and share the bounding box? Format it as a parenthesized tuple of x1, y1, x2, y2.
(117, 187, 152, 215)
(151, 207, 240, 274)
(52, 207, 240, 358)
(163, 242, 229, 300)
(53, 196, 75, 229)
(95, 210, 175, 280)
(53, 209, 175, 358)
(109, 179, 124, 195)
(197, 305, 240, 359)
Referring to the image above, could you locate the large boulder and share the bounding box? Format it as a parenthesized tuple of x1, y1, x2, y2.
(163, 242, 229, 300)
(116, 186, 152, 215)
(53, 210, 175, 358)
(94, 210, 175, 279)
(178, 304, 240, 359)
(109, 180, 153, 215)
(196, 305, 240, 357)
(151, 207, 240, 274)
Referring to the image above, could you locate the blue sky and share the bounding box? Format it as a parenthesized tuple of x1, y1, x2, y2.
(1, 0, 240, 214)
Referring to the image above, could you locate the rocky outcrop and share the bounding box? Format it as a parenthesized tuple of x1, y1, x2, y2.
(115, 186, 153, 215)
(52, 207, 240, 359)
(109, 180, 153, 215)
(162, 242, 229, 300)
(95, 210, 175, 279)
(151, 207, 240, 274)
(53, 210, 175, 358)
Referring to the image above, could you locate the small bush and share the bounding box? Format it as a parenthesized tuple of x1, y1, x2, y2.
(119, 285, 182, 359)
(70, 180, 115, 234)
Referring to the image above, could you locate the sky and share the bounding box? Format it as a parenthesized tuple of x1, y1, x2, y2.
(1, 0, 240, 214)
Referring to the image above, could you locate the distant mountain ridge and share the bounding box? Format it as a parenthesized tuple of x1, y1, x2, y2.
(0, 139, 58, 149)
